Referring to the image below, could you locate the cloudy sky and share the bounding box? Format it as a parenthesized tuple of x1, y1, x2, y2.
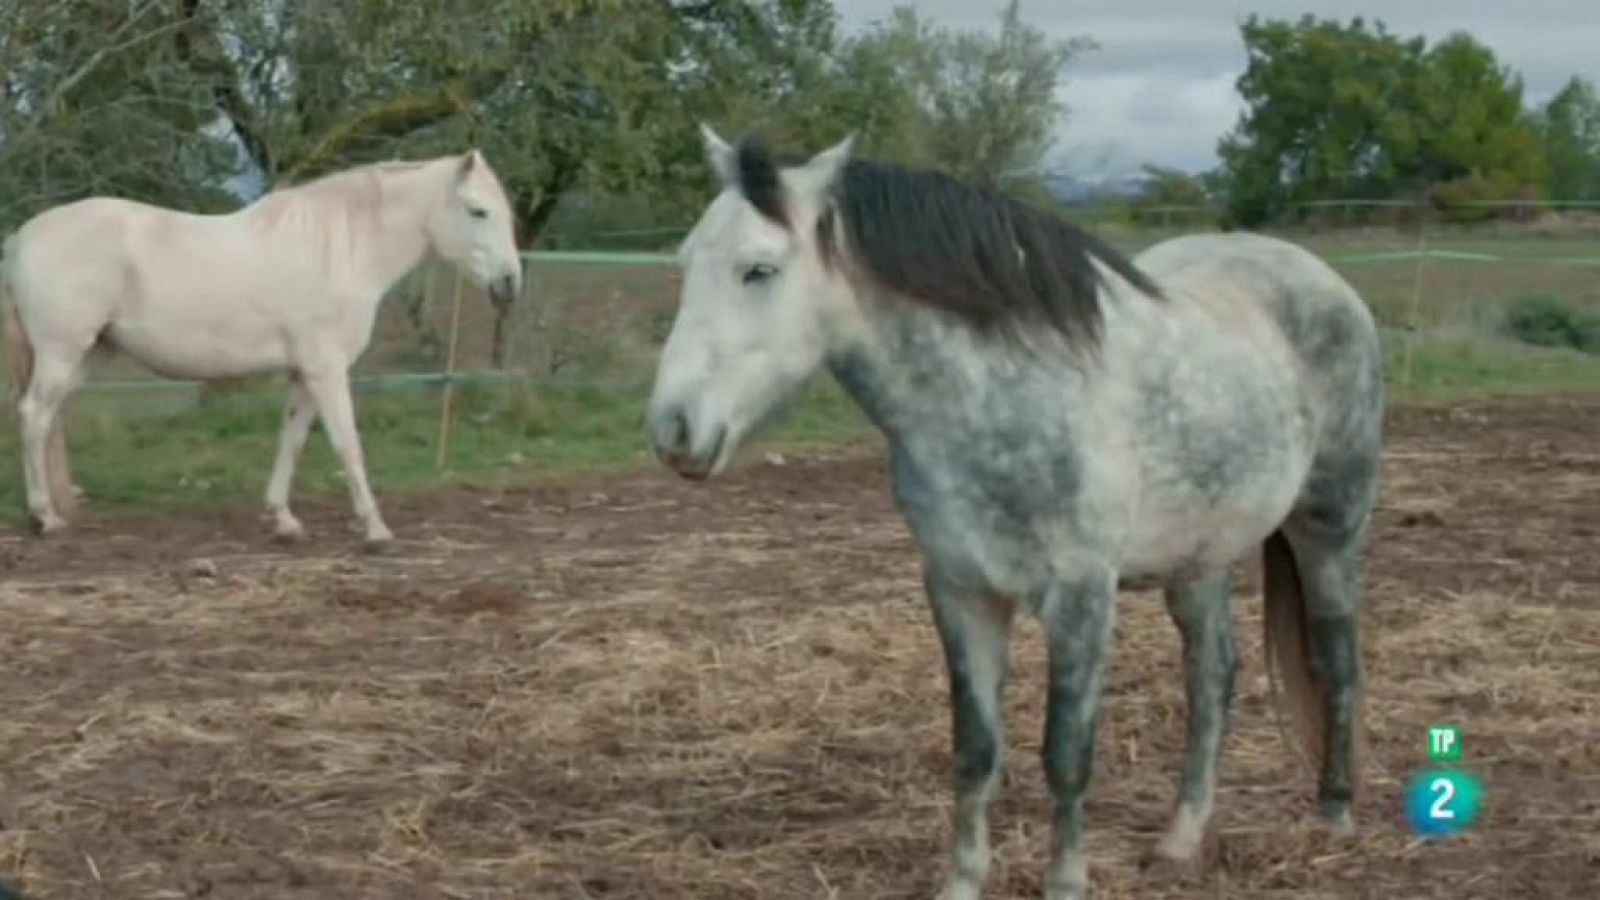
(834, 1, 1599, 179)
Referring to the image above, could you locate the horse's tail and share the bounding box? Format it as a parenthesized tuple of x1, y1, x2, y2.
(2, 235, 76, 517)
(1261, 530, 1325, 774)
(1, 235, 31, 408)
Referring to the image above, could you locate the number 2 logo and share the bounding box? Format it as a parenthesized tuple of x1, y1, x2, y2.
(1429, 776, 1456, 820)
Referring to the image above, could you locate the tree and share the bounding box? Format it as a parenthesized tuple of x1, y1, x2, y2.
(1128, 165, 1213, 227)
(164, 0, 842, 365)
(1214, 15, 1544, 226)
(0, 0, 239, 230)
(1535, 77, 1600, 201)
(817, 2, 1094, 195)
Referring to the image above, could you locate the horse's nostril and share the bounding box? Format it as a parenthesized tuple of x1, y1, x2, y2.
(650, 407, 691, 460)
(669, 411, 691, 455)
(491, 274, 517, 305)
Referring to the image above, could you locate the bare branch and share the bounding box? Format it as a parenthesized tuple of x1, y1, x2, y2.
(30, 0, 169, 124)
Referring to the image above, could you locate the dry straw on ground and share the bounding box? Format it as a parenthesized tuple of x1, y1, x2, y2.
(2, 400, 1598, 898)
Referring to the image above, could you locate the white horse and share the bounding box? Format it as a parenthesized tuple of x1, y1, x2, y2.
(1, 151, 521, 543)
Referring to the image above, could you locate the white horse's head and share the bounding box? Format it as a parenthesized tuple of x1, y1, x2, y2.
(647, 125, 858, 480)
(426, 150, 522, 305)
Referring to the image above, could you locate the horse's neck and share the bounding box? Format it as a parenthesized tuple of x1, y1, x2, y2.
(826, 303, 1087, 447)
(358, 169, 438, 295)
(264, 165, 439, 297)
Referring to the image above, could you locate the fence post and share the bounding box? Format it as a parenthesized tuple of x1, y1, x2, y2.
(1399, 201, 1430, 393)
(435, 273, 466, 471)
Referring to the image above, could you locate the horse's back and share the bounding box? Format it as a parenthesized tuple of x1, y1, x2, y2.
(1136, 231, 1383, 522)
(1136, 231, 1382, 433)
(5, 197, 150, 319)
(1136, 231, 1379, 369)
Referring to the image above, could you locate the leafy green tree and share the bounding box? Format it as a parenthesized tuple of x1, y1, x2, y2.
(1535, 77, 1600, 201)
(1136, 165, 1209, 207)
(1215, 15, 1544, 225)
(815, 2, 1093, 195)
(0, 0, 238, 229)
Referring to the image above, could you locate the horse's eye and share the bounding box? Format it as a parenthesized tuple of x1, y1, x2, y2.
(467, 206, 488, 220)
(742, 264, 778, 285)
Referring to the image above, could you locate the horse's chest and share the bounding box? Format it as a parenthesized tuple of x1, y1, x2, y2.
(887, 438, 1112, 592)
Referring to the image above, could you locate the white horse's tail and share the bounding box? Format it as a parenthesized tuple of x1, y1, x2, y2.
(2, 236, 77, 517)
(2, 235, 33, 405)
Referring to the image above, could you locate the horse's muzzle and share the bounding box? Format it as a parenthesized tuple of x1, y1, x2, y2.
(489, 273, 519, 306)
(647, 406, 725, 481)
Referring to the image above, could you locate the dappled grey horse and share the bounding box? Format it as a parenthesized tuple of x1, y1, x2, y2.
(647, 126, 1382, 899)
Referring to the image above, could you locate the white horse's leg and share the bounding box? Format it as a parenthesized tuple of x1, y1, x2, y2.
(264, 377, 318, 541)
(301, 364, 393, 545)
(17, 352, 82, 533)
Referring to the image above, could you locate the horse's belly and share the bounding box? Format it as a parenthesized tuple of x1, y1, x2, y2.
(1119, 465, 1307, 586)
(107, 316, 289, 380)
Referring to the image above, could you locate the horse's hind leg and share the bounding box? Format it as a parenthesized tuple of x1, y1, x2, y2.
(1283, 455, 1378, 832)
(926, 568, 1015, 900)
(18, 347, 86, 533)
(264, 377, 318, 541)
(1281, 523, 1366, 831)
(1155, 570, 1236, 862)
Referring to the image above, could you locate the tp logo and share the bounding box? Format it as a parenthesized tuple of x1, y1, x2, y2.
(1429, 725, 1461, 762)
(1406, 725, 1482, 839)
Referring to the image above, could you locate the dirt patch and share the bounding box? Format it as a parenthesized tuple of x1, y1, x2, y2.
(2, 400, 1599, 898)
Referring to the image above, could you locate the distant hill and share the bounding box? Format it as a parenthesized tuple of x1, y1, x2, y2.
(1048, 173, 1151, 203)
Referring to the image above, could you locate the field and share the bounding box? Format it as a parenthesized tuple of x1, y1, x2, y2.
(2, 397, 1599, 899)
(2, 230, 1600, 899)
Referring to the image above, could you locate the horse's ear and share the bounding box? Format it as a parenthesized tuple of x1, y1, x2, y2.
(790, 133, 855, 201)
(457, 150, 478, 181)
(700, 122, 736, 185)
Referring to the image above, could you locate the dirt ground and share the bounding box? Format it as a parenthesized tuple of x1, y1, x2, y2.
(2, 399, 1598, 899)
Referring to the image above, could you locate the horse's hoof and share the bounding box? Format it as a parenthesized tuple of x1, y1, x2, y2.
(30, 515, 67, 537)
(1149, 832, 1206, 867)
(1044, 857, 1089, 900)
(937, 881, 982, 900)
(1149, 805, 1210, 865)
(362, 534, 396, 555)
(271, 524, 308, 545)
(1319, 807, 1356, 838)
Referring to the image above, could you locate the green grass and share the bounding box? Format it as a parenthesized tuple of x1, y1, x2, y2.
(1386, 331, 1600, 405)
(5, 335, 1595, 526)
(0, 378, 874, 526)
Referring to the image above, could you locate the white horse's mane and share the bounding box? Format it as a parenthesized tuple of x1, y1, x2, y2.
(243, 158, 447, 249)
(251, 159, 437, 216)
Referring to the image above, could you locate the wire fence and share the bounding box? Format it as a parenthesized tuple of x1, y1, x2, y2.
(52, 202, 1600, 436)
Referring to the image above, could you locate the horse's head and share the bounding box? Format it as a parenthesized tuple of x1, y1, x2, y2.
(647, 125, 858, 480)
(426, 150, 522, 306)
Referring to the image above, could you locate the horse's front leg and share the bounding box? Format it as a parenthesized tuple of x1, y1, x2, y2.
(926, 567, 1015, 900)
(1040, 570, 1116, 900)
(300, 361, 393, 546)
(264, 376, 318, 541)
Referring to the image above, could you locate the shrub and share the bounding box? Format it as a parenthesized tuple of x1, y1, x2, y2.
(1502, 293, 1600, 353)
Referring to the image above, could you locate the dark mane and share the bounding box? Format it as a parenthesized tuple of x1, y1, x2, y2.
(733, 136, 1163, 346)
